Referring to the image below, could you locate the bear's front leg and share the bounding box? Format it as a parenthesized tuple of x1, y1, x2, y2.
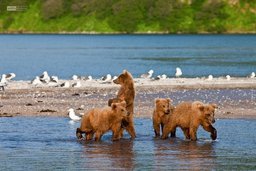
(112, 124, 122, 141)
(203, 124, 217, 140)
(94, 131, 103, 141)
(189, 128, 198, 141)
(153, 121, 161, 137)
(76, 128, 83, 140)
(182, 128, 190, 139)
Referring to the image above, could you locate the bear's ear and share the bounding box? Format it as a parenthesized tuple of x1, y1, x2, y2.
(111, 103, 117, 110)
(199, 105, 204, 111)
(210, 103, 218, 109)
(120, 101, 126, 107)
(155, 99, 160, 104)
(166, 98, 172, 103)
(123, 70, 127, 74)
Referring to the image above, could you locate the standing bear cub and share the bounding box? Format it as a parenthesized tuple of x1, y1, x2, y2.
(153, 98, 174, 137)
(162, 101, 217, 141)
(108, 70, 136, 139)
(76, 101, 129, 141)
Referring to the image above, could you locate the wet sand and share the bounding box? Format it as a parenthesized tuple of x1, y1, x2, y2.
(0, 78, 255, 118)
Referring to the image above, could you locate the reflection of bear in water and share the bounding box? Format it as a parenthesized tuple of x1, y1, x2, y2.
(81, 140, 135, 169)
(76, 101, 129, 141)
(154, 139, 217, 170)
(162, 101, 217, 141)
(108, 70, 136, 139)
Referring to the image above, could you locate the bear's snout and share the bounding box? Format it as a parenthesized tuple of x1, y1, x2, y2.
(165, 109, 170, 114)
(212, 118, 215, 124)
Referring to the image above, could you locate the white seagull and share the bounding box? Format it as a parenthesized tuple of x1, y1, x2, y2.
(101, 74, 112, 82)
(1, 74, 7, 84)
(250, 72, 255, 78)
(72, 81, 81, 88)
(175, 67, 182, 78)
(226, 75, 231, 81)
(31, 76, 42, 86)
(141, 70, 154, 79)
(50, 76, 59, 83)
(5, 73, 16, 81)
(60, 81, 70, 88)
(39, 71, 50, 83)
(68, 108, 81, 121)
(207, 75, 213, 81)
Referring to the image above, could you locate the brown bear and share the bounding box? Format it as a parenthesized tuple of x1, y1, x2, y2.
(76, 101, 129, 141)
(108, 70, 136, 139)
(162, 101, 217, 141)
(152, 98, 174, 137)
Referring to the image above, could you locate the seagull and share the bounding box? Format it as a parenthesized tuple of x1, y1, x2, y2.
(39, 71, 50, 83)
(31, 76, 42, 86)
(140, 70, 154, 79)
(175, 67, 182, 78)
(1, 74, 7, 84)
(68, 108, 81, 121)
(50, 76, 59, 83)
(83, 75, 93, 81)
(112, 76, 118, 80)
(0, 82, 7, 91)
(60, 81, 70, 88)
(72, 75, 78, 80)
(72, 81, 81, 88)
(207, 75, 213, 81)
(101, 74, 112, 82)
(161, 74, 167, 79)
(250, 72, 255, 78)
(5, 73, 16, 81)
(226, 75, 231, 81)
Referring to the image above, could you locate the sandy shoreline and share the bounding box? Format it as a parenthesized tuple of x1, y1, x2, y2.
(0, 77, 255, 119)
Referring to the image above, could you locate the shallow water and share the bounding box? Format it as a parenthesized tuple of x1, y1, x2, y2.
(0, 117, 255, 170)
(0, 34, 256, 80)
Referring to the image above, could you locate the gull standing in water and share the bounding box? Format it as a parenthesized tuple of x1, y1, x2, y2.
(68, 108, 81, 121)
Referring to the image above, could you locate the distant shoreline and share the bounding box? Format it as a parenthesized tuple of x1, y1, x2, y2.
(1, 32, 256, 35)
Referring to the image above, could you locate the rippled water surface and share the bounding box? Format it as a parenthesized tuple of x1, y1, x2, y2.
(0, 117, 255, 170)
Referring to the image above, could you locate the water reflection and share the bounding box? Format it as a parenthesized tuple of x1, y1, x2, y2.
(80, 139, 134, 170)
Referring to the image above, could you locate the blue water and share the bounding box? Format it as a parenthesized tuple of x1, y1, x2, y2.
(0, 117, 255, 170)
(0, 34, 256, 80)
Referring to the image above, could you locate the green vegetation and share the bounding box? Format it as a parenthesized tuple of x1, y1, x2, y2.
(0, 0, 255, 33)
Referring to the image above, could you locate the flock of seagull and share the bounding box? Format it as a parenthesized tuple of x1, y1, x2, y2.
(1, 68, 256, 92)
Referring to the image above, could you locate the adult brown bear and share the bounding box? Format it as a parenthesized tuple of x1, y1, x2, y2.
(108, 70, 136, 139)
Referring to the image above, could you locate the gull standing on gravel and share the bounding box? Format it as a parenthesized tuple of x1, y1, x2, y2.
(226, 75, 231, 81)
(60, 81, 70, 88)
(250, 72, 255, 78)
(31, 76, 42, 86)
(72, 81, 81, 88)
(68, 108, 81, 121)
(207, 75, 213, 81)
(5, 73, 16, 81)
(175, 67, 182, 78)
(39, 71, 50, 83)
(101, 74, 112, 82)
(1, 74, 7, 84)
(140, 70, 154, 79)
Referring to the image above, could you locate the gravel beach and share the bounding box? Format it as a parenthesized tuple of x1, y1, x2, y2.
(0, 77, 255, 119)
